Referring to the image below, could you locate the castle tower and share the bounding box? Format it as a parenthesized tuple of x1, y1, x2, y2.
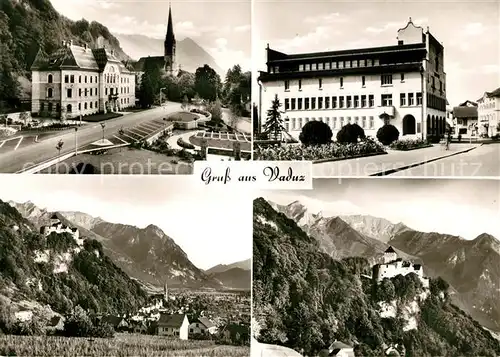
(384, 246, 398, 264)
(49, 213, 60, 226)
(164, 3, 176, 75)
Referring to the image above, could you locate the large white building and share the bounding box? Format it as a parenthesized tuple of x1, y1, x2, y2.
(31, 39, 136, 119)
(258, 18, 448, 141)
(477, 87, 500, 137)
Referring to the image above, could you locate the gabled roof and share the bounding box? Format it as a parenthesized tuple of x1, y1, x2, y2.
(487, 87, 500, 97)
(102, 315, 127, 327)
(196, 317, 215, 329)
(329, 341, 353, 351)
(157, 313, 187, 328)
(453, 106, 477, 118)
(385, 246, 396, 253)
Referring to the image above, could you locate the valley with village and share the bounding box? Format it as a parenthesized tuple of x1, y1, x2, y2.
(252, 194, 500, 357)
(0, 0, 251, 174)
(0, 199, 251, 356)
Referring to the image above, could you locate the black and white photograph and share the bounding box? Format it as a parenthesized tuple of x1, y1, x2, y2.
(252, 179, 500, 356)
(0, 176, 251, 356)
(252, 1, 500, 177)
(0, 0, 251, 174)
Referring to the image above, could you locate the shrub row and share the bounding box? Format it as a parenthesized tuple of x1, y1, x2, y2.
(389, 138, 430, 150)
(254, 138, 385, 161)
(177, 137, 195, 150)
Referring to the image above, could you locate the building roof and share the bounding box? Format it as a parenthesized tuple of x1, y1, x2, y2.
(134, 56, 165, 72)
(385, 246, 396, 253)
(459, 100, 478, 107)
(453, 106, 477, 119)
(223, 323, 249, 335)
(196, 317, 215, 329)
(157, 313, 186, 328)
(329, 341, 353, 351)
(71, 228, 78, 232)
(31, 43, 132, 73)
(413, 264, 422, 270)
(50, 214, 58, 219)
(48, 316, 64, 327)
(102, 315, 127, 327)
(487, 87, 500, 97)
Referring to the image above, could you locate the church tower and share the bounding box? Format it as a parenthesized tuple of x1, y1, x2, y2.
(164, 281, 168, 301)
(164, 3, 176, 75)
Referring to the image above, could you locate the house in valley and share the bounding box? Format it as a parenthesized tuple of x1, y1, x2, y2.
(102, 315, 129, 332)
(47, 316, 65, 332)
(189, 317, 217, 335)
(318, 341, 355, 357)
(153, 313, 189, 340)
(220, 323, 250, 345)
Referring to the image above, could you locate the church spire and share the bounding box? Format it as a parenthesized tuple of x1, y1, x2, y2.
(164, 2, 176, 74)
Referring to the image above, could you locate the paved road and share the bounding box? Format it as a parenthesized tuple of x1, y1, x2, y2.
(0, 102, 181, 173)
(391, 143, 500, 177)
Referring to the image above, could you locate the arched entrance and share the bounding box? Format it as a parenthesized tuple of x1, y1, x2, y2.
(431, 116, 436, 135)
(426, 115, 431, 136)
(402, 115, 416, 135)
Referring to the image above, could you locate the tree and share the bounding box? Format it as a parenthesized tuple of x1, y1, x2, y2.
(181, 95, 189, 111)
(139, 59, 162, 108)
(336, 123, 366, 144)
(299, 120, 333, 146)
(253, 103, 259, 135)
(206, 100, 223, 123)
(377, 124, 400, 145)
(194, 65, 221, 101)
(264, 94, 284, 140)
(177, 71, 195, 100)
(63, 306, 93, 337)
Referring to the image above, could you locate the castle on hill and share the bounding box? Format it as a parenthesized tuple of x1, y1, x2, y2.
(133, 4, 181, 78)
(372, 246, 430, 288)
(40, 214, 82, 245)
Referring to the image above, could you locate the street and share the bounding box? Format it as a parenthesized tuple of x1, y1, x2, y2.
(390, 143, 500, 177)
(0, 102, 181, 173)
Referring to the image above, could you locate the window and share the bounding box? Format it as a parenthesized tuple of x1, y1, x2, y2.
(416, 92, 422, 105)
(374, 59, 379, 66)
(369, 95, 374, 107)
(345, 60, 351, 68)
(47, 88, 53, 98)
(305, 63, 310, 71)
(297, 98, 303, 110)
(311, 97, 316, 110)
(369, 116, 374, 129)
(48, 103, 53, 111)
(347, 117, 351, 124)
(318, 97, 323, 109)
(48, 74, 53, 83)
(381, 94, 393, 106)
(318, 78, 322, 89)
(332, 117, 337, 129)
(354, 95, 359, 108)
(360, 59, 366, 67)
(78, 103, 81, 110)
(70, 75, 74, 83)
(381, 74, 393, 85)
(90, 102, 93, 109)
(362, 76, 366, 87)
(285, 80, 290, 91)
(401, 73, 405, 82)
(79, 75, 82, 83)
(332, 96, 337, 108)
(339, 61, 344, 69)
(347, 96, 352, 108)
(362, 116, 367, 128)
(400, 93, 406, 106)
(291, 98, 296, 110)
(64, 75, 69, 83)
(40, 103, 45, 112)
(299, 64, 304, 71)
(325, 62, 331, 70)
(367, 59, 372, 66)
(84, 102, 87, 110)
(298, 80, 302, 90)
(95, 76, 97, 82)
(95, 101, 98, 108)
(352, 60, 358, 68)
(361, 95, 367, 107)
(340, 117, 344, 127)
(439, 81, 443, 92)
(85, 88, 88, 97)
(67, 88, 72, 98)
(105, 88, 108, 95)
(409, 93, 415, 106)
(325, 97, 330, 109)
(319, 63, 324, 70)
(432, 77, 435, 88)
(85, 76, 88, 83)
(354, 116, 359, 125)
(339, 96, 344, 108)
(305, 98, 310, 110)
(285, 98, 290, 110)
(340, 77, 344, 88)
(90, 76, 93, 83)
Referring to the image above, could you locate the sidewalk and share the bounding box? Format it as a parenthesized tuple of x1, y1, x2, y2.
(312, 143, 480, 177)
(166, 131, 199, 154)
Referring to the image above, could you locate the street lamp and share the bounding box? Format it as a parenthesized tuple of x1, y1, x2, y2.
(100, 122, 106, 143)
(159, 87, 167, 107)
(74, 127, 78, 155)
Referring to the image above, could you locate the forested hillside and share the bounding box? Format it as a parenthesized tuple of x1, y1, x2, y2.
(0, 199, 148, 320)
(0, 0, 130, 110)
(253, 197, 500, 357)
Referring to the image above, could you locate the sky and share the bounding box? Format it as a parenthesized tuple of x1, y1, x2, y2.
(263, 178, 500, 240)
(50, 0, 251, 72)
(253, 0, 500, 106)
(0, 175, 252, 270)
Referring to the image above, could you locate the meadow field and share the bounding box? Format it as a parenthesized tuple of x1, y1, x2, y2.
(0, 333, 250, 357)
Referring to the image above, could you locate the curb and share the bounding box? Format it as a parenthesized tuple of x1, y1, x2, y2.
(370, 145, 480, 176)
(313, 151, 387, 164)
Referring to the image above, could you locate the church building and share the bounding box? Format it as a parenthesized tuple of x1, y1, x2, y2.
(134, 4, 180, 79)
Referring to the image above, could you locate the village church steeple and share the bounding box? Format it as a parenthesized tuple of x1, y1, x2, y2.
(164, 3, 176, 75)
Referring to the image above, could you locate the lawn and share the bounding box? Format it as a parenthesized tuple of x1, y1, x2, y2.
(167, 111, 198, 123)
(38, 147, 193, 175)
(0, 334, 250, 357)
(189, 135, 251, 151)
(80, 112, 123, 123)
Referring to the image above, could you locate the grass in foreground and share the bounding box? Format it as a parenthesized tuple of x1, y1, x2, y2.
(0, 333, 249, 357)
